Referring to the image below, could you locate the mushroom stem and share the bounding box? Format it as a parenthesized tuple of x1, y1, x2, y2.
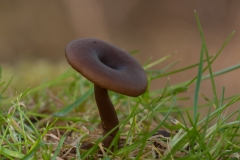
(94, 84, 119, 148)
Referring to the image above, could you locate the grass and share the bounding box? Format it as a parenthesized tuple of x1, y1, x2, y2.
(1, 11, 240, 159)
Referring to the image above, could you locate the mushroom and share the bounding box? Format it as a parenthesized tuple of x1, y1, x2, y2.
(65, 38, 147, 148)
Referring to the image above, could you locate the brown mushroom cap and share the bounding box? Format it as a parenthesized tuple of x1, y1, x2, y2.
(65, 38, 147, 97)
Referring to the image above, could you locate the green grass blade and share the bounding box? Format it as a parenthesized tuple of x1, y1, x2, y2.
(168, 63, 240, 94)
(195, 11, 219, 108)
(22, 141, 44, 160)
(202, 63, 240, 80)
(151, 55, 213, 80)
(1, 76, 13, 94)
(76, 142, 81, 160)
(0, 147, 25, 159)
(53, 87, 94, 116)
(129, 50, 139, 55)
(193, 44, 204, 123)
(51, 136, 66, 160)
(144, 52, 175, 69)
(186, 30, 235, 86)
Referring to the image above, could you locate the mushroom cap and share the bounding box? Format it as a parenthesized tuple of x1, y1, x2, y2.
(65, 38, 147, 97)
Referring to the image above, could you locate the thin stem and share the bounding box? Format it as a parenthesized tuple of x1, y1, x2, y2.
(94, 84, 119, 148)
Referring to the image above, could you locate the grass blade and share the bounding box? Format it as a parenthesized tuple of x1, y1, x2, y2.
(144, 52, 175, 69)
(51, 136, 66, 160)
(194, 11, 219, 108)
(0, 148, 25, 159)
(193, 44, 204, 123)
(53, 87, 94, 116)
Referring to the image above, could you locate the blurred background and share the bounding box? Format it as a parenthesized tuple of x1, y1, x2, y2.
(1, 1, 240, 114)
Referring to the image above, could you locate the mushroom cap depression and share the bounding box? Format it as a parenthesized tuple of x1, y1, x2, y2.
(65, 38, 147, 97)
